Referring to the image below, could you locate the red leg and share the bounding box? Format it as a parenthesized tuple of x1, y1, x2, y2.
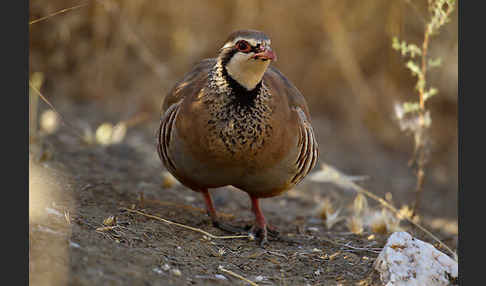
(202, 189, 217, 221)
(251, 196, 267, 229)
(250, 196, 270, 246)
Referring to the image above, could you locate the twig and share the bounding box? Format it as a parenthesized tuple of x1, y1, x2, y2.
(142, 198, 235, 219)
(29, 2, 90, 25)
(265, 250, 289, 260)
(29, 81, 86, 141)
(319, 236, 382, 254)
(218, 266, 259, 286)
(121, 208, 249, 240)
(342, 242, 382, 254)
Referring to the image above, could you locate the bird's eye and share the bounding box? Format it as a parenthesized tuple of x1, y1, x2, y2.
(236, 40, 251, 53)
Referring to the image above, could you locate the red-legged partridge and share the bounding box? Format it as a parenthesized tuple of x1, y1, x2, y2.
(157, 29, 318, 245)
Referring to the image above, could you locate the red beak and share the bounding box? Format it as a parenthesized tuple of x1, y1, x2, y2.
(253, 47, 277, 61)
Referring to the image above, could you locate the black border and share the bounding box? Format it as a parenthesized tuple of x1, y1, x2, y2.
(14, 0, 29, 284)
(25, 0, 30, 285)
(458, 0, 477, 284)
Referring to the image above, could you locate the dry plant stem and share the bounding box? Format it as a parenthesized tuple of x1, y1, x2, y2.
(142, 198, 235, 219)
(410, 0, 455, 217)
(121, 208, 249, 240)
(29, 2, 89, 25)
(419, 25, 431, 109)
(412, 162, 426, 217)
(218, 266, 259, 286)
(29, 82, 86, 141)
(320, 237, 382, 254)
(410, 14, 431, 217)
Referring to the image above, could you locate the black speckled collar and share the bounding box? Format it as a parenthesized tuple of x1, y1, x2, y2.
(217, 49, 263, 106)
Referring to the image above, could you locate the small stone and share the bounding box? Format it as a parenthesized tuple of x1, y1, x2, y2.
(215, 274, 227, 280)
(254, 275, 264, 282)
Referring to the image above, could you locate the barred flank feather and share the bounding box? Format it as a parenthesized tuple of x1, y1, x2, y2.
(157, 102, 180, 174)
(291, 107, 319, 186)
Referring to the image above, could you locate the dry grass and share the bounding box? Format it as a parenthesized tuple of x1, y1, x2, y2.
(310, 163, 457, 261)
(121, 208, 250, 240)
(29, 0, 457, 152)
(218, 266, 260, 286)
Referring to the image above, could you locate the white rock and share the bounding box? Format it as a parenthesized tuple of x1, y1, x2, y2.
(214, 274, 227, 280)
(254, 275, 264, 282)
(374, 232, 458, 286)
(69, 241, 81, 248)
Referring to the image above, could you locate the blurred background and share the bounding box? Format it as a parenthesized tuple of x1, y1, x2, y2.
(29, 0, 457, 217)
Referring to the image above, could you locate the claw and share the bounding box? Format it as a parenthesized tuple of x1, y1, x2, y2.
(267, 225, 279, 237)
(249, 224, 269, 247)
(259, 236, 268, 247)
(247, 223, 279, 236)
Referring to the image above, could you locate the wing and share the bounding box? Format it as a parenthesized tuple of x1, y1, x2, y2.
(265, 66, 313, 122)
(264, 66, 319, 186)
(157, 58, 215, 176)
(161, 58, 215, 114)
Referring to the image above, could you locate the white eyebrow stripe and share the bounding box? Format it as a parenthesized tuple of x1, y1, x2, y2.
(222, 41, 234, 49)
(221, 38, 271, 49)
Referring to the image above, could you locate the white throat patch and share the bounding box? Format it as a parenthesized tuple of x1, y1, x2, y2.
(225, 52, 270, 90)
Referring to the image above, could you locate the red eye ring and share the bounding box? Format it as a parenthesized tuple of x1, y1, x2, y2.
(236, 40, 251, 53)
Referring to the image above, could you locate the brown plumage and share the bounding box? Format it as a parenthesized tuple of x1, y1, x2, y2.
(157, 29, 318, 245)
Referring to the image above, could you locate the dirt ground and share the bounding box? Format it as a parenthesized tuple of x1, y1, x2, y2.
(28, 96, 458, 286)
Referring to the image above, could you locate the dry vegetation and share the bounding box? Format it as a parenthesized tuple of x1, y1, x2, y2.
(29, 0, 458, 285)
